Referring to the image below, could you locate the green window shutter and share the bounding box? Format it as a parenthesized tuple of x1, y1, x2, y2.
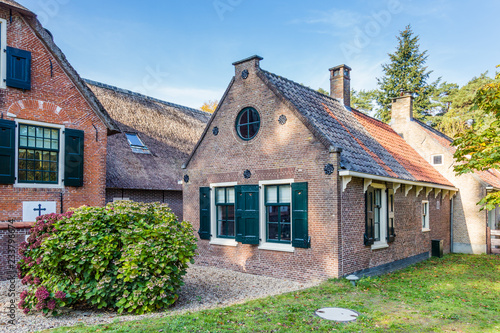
(0, 119, 16, 184)
(6, 47, 32, 90)
(387, 188, 396, 243)
(364, 186, 375, 246)
(235, 185, 260, 244)
(199, 187, 211, 240)
(64, 129, 84, 187)
(292, 182, 310, 248)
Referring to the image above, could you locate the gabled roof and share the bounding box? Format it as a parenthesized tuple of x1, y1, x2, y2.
(0, 0, 119, 133)
(184, 61, 453, 187)
(414, 120, 500, 189)
(87, 80, 210, 191)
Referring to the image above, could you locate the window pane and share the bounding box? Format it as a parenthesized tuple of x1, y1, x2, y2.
(266, 186, 278, 204)
(28, 126, 35, 136)
(36, 127, 43, 138)
(27, 171, 34, 181)
(43, 172, 50, 182)
(216, 188, 225, 204)
(268, 206, 279, 223)
(126, 133, 144, 147)
(280, 206, 290, 223)
(281, 223, 291, 241)
(44, 139, 51, 149)
(27, 150, 34, 160)
(42, 161, 49, 171)
(238, 124, 248, 138)
(18, 160, 26, 170)
(50, 162, 57, 172)
(226, 220, 235, 237)
(240, 110, 248, 124)
(20, 125, 28, 136)
(49, 172, 57, 182)
(50, 152, 57, 161)
(51, 129, 58, 139)
(44, 128, 51, 138)
(36, 138, 43, 148)
(390, 194, 394, 212)
(267, 222, 279, 240)
(18, 171, 26, 181)
(27, 161, 34, 170)
(19, 149, 26, 159)
(279, 185, 291, 203)
(248, 110, 259, 123)
(226, 188, 235, 204)
(28, 137, 36, 148)
(43, 151, 50, 161)
(20, 137, 28, 147)
(248, 122, 259, 138)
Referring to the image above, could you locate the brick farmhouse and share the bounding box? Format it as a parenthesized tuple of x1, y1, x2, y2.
(0, 0, 118, 280)
(182, 56, 458, 281)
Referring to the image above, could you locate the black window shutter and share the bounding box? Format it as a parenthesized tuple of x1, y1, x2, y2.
(6, 47, 32, 90)
(235, 185, 260, 244)
(292, 182, 310, 248)
(198, 187, 211, 240)
(364, 186, 375, 246)
(64, 129, 84, 187)
(387, 188, 396, 243)
(0, 119, 16, 184)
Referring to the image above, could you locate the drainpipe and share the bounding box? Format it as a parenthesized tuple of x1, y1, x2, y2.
(450, 196, 454, 253)
(60, 192, 63, 214)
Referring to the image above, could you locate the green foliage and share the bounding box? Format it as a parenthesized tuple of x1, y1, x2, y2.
(376, 25, 439, 122)
(453, 67, 500, 210)
(18, 201, 197, 316)
(351, 89, 377, 114)
(47, 255, 500, 333)
(316, 87, 329, 96)
(434, 73, 497, 138)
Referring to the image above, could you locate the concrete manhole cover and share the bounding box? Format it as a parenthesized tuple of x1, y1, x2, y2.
(315, 307, 359, 322)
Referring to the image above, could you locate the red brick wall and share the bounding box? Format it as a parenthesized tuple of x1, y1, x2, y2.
(0, 223, 31, 281)
(106, 189, 183, 220)
(341, 177, 451, 276)
(184, 58, 341, 282)
(0, 8, 108, 222)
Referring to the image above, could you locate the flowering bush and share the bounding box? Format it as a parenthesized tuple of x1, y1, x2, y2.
(18, 201, 197, 315)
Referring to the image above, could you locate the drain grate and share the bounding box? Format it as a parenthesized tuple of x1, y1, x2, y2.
(315, 307, 359, 322)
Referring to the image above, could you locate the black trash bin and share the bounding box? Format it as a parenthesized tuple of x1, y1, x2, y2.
(432, 239, 443, 258)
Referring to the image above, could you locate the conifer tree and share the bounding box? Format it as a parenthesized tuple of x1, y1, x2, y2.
(376, 25, 438, 122)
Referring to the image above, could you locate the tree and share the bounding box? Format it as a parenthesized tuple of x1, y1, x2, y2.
(452, 67, 500, 210)
(200, 100, 218, 113)
(376, 25, 438, 122)
(351, 89, 376, 114)
(317, 88, 329, 96)
(433, 73, 496, 138)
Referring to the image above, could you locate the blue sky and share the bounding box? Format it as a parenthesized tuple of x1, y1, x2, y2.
(20, 0, 500, 109)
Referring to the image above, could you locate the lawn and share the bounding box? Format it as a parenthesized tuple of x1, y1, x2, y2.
(46, 254, 499, 333)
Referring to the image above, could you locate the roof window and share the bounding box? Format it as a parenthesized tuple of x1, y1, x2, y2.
(125, 133, 150, 154)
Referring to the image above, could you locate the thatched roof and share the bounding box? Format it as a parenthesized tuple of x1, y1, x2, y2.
(0, 0, 120, 133)
(86, 80, 211, 191)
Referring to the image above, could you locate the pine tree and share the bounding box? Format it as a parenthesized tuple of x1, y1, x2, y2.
(376, 25, 438, 122)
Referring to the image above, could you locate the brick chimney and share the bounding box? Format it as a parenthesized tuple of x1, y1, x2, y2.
(391, 92, 414, 124)
(329, 65, 351, 107)
(232, 55, 263, 80)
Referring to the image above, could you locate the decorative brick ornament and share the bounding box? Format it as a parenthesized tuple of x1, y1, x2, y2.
(324, 164, 334, 175)
(243, 169, 252, 179)
(278, 115, 287, 125)
(184, 175, 190, 183)
(212, 127, 219, 136)
(242, 69, 249, 79)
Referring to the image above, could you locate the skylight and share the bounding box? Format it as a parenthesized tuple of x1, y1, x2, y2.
(125, 133, 150, 154)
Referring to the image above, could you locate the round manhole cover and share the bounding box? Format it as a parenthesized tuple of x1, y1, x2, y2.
(315, 307, 359, 322)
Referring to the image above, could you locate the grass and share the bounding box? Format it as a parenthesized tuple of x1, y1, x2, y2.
(45, 254, 499, 333)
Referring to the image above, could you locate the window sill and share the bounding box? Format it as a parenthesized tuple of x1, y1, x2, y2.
(14, 183, 64, 189)
(258, 243, 295, 253)
(371, 243, 389, 250)
(422, 228, 431, 233)
(209, 238, 238, 247)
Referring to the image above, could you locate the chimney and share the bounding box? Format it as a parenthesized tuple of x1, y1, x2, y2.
(232, 55, 263, 80)
(329, 65, 351, 107)
(391, 92, 414, 125)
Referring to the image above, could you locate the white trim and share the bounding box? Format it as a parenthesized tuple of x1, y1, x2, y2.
(434, 188, 442, 198)
(259, 179, 295, 251)
(405, 184, 413, 197)
(370, 183, 388, 249)
(393, 183, 401, 193)
(422, 228, 431, 233)
(338, 170, 458, 192)
(342, 176, 352, 192)
(13, 119, 65, 189)
(415, 186, 423, 197)
(258, 243, 295, 253)
(422, 200, 430, 231)
(363, 178, 373, 193)
(209, 182, 237, 245)
(371, 243, 389, 250)
(431, 154, 444, 166)
(425, 187, 432, 197)
(0, 18, 6, 89)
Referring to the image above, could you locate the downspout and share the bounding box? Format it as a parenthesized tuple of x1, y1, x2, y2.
(60, 192, 63, 214)
(450, 196, 454, 253)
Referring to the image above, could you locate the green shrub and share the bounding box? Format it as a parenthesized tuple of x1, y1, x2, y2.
(17, 201, 197, 315)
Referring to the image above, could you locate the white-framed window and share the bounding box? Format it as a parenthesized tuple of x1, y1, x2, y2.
(0, 18, 6, 89)
(14, 119, 65, 189)
(431, 154, 444, 166)
(209, 182, 238, 247)
(368, 183, 388, 249)
(258, 179, 295, 253)
(422, 200, 430, 231)
(125, 133, 150, 154)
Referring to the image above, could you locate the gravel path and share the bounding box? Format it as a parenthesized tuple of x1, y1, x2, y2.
(0, 265, 317, 333)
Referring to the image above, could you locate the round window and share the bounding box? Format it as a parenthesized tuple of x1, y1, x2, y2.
(236, 107, 260, 140)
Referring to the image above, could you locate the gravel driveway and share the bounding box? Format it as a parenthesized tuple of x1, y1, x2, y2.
(0, 265, 317, 333)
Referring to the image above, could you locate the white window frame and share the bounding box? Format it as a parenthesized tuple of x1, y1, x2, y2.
(14, 119, 65, 189)
(422, 200, 430, 231)
(431, 154, 444, 166)
(113, 198, 130, 202)
(209, 182, 238, 247)
(370, 183, 388, 250)
(0, 18, 6, 89)
(258, 179, 295, 253)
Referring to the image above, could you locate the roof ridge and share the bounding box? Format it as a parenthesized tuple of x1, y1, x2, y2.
(351, 108, 391, 127)
(414, 119, 453, 142)
(84, 79, 211, 117)
(260, 69, 345, 106)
